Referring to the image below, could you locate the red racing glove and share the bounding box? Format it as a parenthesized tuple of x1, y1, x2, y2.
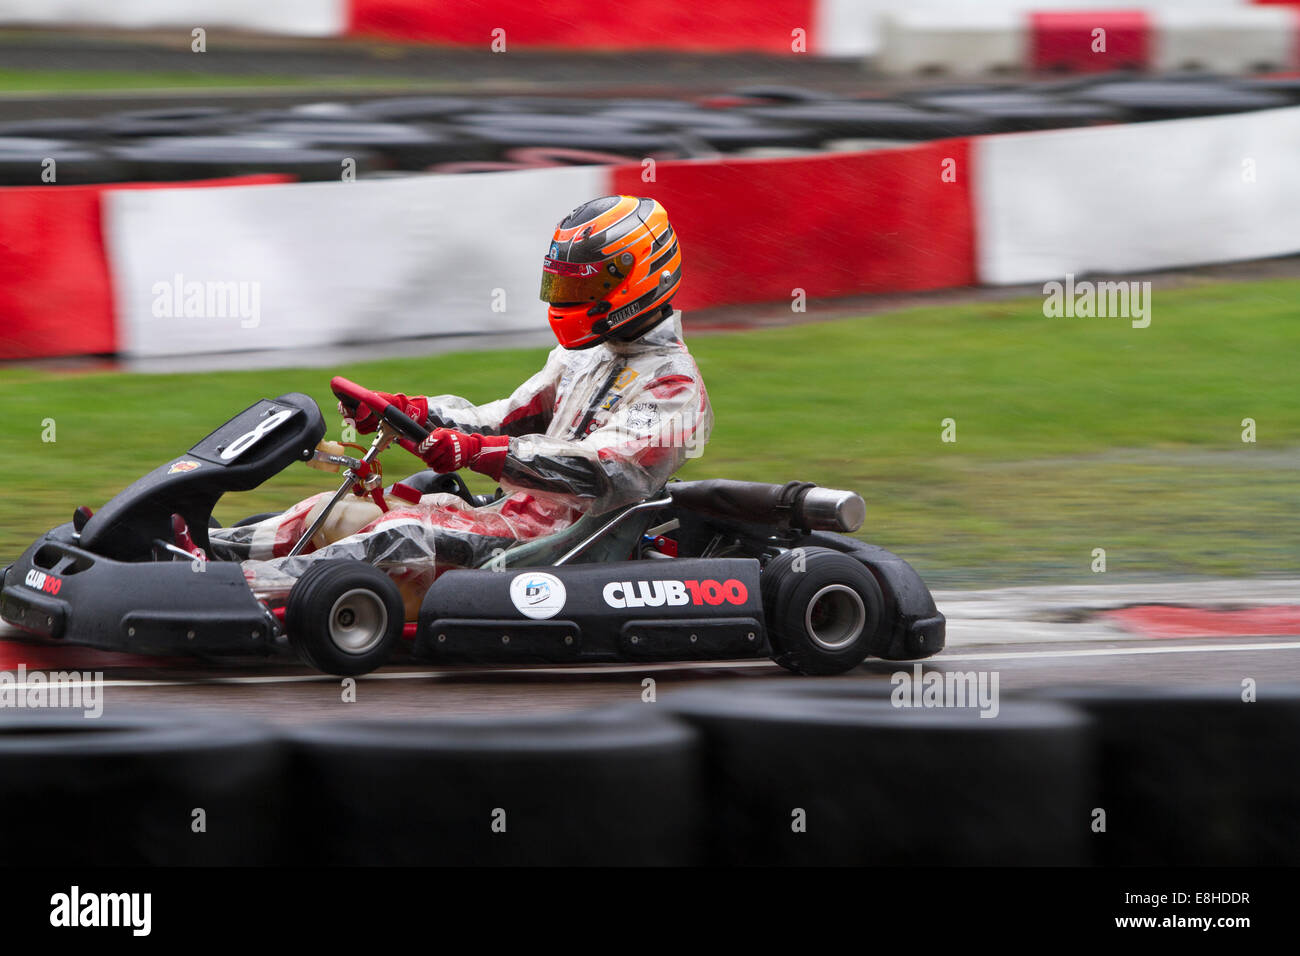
(406, 428, 510, 480)
(337, 391, 429, 435)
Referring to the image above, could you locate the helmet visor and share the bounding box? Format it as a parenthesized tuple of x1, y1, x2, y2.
(539, 255, 621, 304)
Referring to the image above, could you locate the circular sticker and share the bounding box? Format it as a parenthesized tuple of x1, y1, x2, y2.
(509, 572, 568, 620)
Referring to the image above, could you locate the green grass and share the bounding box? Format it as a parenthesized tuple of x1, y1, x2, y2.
(0, 67, 452, 94)
(3, 278, 1298, 587)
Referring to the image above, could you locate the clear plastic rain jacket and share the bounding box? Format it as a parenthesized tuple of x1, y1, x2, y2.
(208, 312, 712, 606)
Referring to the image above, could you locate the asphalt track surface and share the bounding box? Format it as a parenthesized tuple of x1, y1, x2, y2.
(3, 579, 1296, 722)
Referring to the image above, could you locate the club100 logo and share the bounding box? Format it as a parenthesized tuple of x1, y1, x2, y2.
(24, 569, 62, 595)
(603, 578, 748, 609)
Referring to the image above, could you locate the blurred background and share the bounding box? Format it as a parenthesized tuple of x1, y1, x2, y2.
(1, 0, 1296, 588)
(0, 0, 1297, 875)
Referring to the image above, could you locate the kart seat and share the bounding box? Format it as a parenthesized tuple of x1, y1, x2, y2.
(478, 493, 668, 570)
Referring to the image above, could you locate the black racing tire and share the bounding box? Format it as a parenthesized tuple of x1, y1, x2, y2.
(1072, 81, 1290, 120)
(727, 84, 838, 103)
(0, 709, 284, 865)
(0, 118, 108, 140)
(761, 546, 883, 675)
(740, 102, 1001, 139)
(282, 705, 703, 865)
(352, 96, 479, 121)
(455, 111, 648, 131)
(247, 103, 370, 124)
(249, 120, 494, 169)
(109, 135, 385, 183)
(486, 96, 622, 114)
(0, 137, 127, 185)
(457, 125, 698, 160)
(285, 559, 404, 676)
(101, 106, 236, 138)
(663, 681, 1090, 865)
(905, 91, 1124, 132)
(1026, 684, 1300, 865)
(1233, 76, 1300, 103)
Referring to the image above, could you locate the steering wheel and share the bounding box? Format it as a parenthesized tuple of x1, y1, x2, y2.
(330, 376, 431, 451)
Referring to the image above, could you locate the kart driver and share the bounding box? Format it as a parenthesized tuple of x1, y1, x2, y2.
(208, 196, 713, 611)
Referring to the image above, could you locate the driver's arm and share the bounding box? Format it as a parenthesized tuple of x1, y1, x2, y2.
(420, 349, 563, 438)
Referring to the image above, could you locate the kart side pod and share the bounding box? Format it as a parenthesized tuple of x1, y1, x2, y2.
(414, 558, 769, 664)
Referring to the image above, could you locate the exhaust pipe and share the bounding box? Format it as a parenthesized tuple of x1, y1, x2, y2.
(796, 487, 866, 533)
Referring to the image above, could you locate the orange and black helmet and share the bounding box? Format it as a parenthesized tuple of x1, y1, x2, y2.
(540, 195, 681, 349)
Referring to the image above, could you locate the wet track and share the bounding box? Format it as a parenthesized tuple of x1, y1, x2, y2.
(5, 579, 1296, 721)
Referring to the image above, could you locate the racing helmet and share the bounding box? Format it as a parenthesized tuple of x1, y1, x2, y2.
(539, 195, 681, 349)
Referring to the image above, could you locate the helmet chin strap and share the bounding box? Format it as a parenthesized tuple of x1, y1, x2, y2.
(607, 303, 675, 346)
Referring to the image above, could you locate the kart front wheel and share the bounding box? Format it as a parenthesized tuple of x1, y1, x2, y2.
(762, 547, 883, 675)
(286, 560, 404, 676)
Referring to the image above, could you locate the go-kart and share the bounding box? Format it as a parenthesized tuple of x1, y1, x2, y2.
(1, 379, 944, 676)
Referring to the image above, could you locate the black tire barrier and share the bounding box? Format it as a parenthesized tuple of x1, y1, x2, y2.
(249, 120, 497, 169)
(283, 706, 704, 865)
(0, 137, 128, 185)
(351, 96, 481, 121)
(0, 118, 109, 140)
(0, 682, 1294, 866)
(677, 123, 826, 151)
(13, 80, 1298, 184)
(248, 104, 373, 124)
(1233, 75, 1300, 103)
(101, 106, 236, 138)
(1074, 81, 1292, 120)
(741, 102, 1003, 139)
(454, 111, 652, 132)
(601, 97, 715, 111)
(907, 91, 1126, 132)
(1032, 70, 1145, 93)
(1026, 684, 1300, 865)
(591, 107, 761, 129)
(593, 108, 827, 150)
(664, 680, 1091, 865)
(109, 135, 385, 183)
(0, 710, 285, 865)
(488, 96, 621, 114)
(727, 85, 840, 103)
(458, 125, 702, 160)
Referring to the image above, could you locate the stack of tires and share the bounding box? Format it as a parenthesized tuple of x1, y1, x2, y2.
(1, 681, 1295, 864)
(2, 76, 1289, 186)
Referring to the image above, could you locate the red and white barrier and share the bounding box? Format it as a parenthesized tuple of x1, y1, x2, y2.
(0, 175, 286, 362)
(103, 166, 607, 358)
(100, 141, 974, 358)
(348, 0, 820, 55)
(879, 3, 1300, 74)
(0, 0, 346, 37)
(975, 106, 1300, 284)
(5, 105, 1300, 360)
(0, 0, 1289, 62)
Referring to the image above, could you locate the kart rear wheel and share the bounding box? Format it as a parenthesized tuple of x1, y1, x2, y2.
(762, 547, 883, 675)
(286, 560, 404, 676)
